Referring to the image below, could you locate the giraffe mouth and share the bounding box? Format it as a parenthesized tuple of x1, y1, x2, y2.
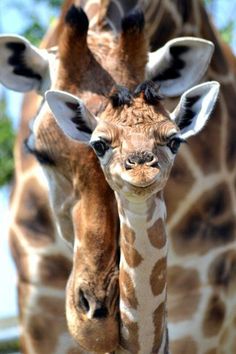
(123, 175, 159, 189)
(129, 178, 157, 188)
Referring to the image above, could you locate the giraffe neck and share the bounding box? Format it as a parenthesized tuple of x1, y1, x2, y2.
(116, 192, 168, 354)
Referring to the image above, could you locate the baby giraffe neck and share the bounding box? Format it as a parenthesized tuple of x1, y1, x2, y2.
(116, 192, 168, 354)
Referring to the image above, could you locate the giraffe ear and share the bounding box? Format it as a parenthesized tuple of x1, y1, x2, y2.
(45, 90, 97, 142)
(146, 37, 214, 97)
(0, 35, 49, 94)
(171, 81, 220, 139)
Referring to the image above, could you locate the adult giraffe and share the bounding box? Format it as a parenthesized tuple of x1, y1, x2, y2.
(0, 1, 235, 354)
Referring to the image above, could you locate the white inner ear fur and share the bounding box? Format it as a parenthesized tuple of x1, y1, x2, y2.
(146, 37, 214, 97)
(0, 34, 49, 93)
(45, 90, 97, 142)
(171, 81, 220, 139)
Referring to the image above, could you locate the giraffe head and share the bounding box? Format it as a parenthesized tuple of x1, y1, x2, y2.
(47, 80, 219, 201)
(0, 4, 217, 351)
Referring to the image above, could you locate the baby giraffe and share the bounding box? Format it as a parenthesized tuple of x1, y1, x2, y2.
(46, 80, 219, 353)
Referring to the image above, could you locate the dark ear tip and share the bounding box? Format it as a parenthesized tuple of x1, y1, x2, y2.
(65, 5, 89, 34)
(121, 8, 145, 33)
(169, 45, 189, 56)
(6, 42, 26, 51)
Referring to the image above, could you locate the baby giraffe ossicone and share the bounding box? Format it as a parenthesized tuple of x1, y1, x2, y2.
(46, 79, 219, 353)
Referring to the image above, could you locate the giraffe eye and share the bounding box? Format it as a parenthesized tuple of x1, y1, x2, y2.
(91, 140, 110, 157)
(167, 137, 185, 154)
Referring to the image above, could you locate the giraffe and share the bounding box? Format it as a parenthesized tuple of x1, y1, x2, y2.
(46, 78, 219, 354)
(0, 0, 235, 353)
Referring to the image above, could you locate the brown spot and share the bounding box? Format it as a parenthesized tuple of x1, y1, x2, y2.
(39, 254, 72, 289)
(208, 250, 236, 292)
(38, 296, 65, 318)
(15, 177, 55, 247)
(224, 82, 236, 170)
(18, 284, 69, 354)
(204, 349, 217, 354)
(150, 257, 167, 296)
(148, 218, 166, 249)
(120, 312, 140, 353)
(152, 302, 166, 352)
(67, 348, 84, 354)
(150, 7, 178, 50)
(120, 267, 138, 309)
(185, 101, 222, 174)
(171, 184, 235, 256)
(168, 293, 200, 323)
(121, 223, 135, 244)
(165, 152, 195, 219)
(167, 266, 201, 322)
(121, 238, 143, 268)
(168, 266, 200, 294)
(27, 314, 61, 353)
(203, 295, 225, 337)
(170, 336, 197, 354)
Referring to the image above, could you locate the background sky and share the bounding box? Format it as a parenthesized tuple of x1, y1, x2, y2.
(0, 0, 236, 338)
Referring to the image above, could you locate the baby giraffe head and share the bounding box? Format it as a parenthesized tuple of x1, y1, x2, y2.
(46, 80, 219, 201)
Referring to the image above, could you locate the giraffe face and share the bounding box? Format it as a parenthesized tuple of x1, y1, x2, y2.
(91, 97, 179, 199)
(46, 80, 220, 202)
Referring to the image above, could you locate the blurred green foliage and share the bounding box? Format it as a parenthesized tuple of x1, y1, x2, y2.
(220, 21, 234, 45)
(0, 337, 20, 353)
(204, 0, 235, 46)
(20, 0, 62, 45)
(0, 97, 15, 186)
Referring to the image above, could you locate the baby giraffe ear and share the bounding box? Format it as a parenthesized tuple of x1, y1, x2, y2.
(171, 81, 220, 139)
(45, 90, 97, 142)
(146, 37, 214, 97)
(0, 35, 49, 93)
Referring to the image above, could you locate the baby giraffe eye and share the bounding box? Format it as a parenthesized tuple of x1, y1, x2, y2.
(167, 137, 185, 154)
(90, 139, 110, 157)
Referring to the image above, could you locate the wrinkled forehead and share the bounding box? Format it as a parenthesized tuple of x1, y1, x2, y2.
(95, 100, 179, 142)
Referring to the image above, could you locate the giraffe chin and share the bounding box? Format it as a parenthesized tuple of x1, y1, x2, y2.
(66, 315, 119, 352)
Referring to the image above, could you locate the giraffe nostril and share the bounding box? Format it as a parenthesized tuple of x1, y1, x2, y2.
(78, 289, 90, 313)
(146, 154, 159, 167)
(77, 290, 109, 319)
(124, 157, 137, 170)
(93, 304, 108, 319)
